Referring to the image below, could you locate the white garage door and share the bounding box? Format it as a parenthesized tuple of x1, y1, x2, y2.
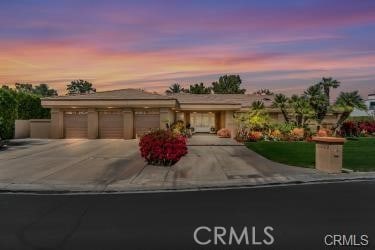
(64, 111, 88, 138)
(99, 111, 124, 139)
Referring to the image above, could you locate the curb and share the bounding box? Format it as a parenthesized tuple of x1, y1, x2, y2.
(1, 176, 375, 195)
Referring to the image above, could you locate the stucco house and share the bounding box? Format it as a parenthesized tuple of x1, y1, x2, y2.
(41, 88, 278, 139)
(40, 88, 340, 139)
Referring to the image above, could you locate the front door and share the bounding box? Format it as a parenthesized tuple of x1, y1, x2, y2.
(190, 112, 215, 132)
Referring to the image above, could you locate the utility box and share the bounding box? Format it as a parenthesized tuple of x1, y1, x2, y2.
(312, 137, 346, 173)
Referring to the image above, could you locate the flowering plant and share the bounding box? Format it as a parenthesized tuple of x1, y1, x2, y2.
(247, 131, 263, 142)
(139, 130, 187, 166)
(290, 128, 304, 141)
(217, 128, 231, 138)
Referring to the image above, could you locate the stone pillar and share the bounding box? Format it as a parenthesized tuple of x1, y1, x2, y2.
(312, 137, 346, 173)
(225, 110, 236, 138)
(123, 108, 134, 139)
(50, 108, 64, 139)
(87, 109, 98, 139)
(160, 108, 172, 129)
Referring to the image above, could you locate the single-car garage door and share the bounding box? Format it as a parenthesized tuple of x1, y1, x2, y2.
(64, 111, 88, 138)
(134, 110, 160, 137)
(99, 111, 124, 139)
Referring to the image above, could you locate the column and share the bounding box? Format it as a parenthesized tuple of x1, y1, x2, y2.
(87, 108, 98, 139)
(123, 108, 134, 139)
(160, 108, 171, 129)
(225, 110, 236, 138)
(50, 108, 64, 139)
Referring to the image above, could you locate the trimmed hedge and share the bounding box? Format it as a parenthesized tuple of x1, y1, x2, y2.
(0, 88, 18, 139)
(0, 88, 50, 139)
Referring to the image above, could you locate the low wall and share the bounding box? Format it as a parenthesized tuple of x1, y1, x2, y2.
(14, 120, 30, 139)
(30, 119, 51, 139)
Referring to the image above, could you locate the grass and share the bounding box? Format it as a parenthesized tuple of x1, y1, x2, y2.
(245, 137, 375, 171)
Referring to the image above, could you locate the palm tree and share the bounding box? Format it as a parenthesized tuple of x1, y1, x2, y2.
(289, 95, 314, 127)
(319, 77, 340, 101)
(251, 100, 265, 110)
(165, 83, 184, 94)
(304, 84, 328, 128)
(272, 93, 290, 122)
(332, 91, 367, 135)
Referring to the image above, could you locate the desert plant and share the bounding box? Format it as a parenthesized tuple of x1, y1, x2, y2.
(170, 120, 186, 135)
(139, 130, 187, 166)
(332, 91, 367, 135)
(272, 93, 290, 123)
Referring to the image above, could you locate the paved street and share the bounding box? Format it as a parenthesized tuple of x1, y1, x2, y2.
(0, 137, 337, 192)
(0, 180, 374, 249)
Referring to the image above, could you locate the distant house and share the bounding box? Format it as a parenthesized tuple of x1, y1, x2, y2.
(350, 93, 375, 118)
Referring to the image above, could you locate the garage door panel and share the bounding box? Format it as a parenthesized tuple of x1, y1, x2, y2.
(64, 111, 88, 138)
(135, 114, 160, 137)
(99, 111, 124, 139)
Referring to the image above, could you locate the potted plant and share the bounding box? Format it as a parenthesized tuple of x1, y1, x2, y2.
(217, 128, 231, 138)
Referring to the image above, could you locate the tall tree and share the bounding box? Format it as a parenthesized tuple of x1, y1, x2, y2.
(33, 83, 58, 97)
(304, 84, 328, 128)
(66, 80, 96, 95)
(332, 91, 367, 135)
(272, 93, 290, 122)
(165, 83, 185, 94)
(211, 75, 246, 94)
(319, 77, 340, 101)
(189, 83, 211, 94)
(14, 83, 57, 97)
(15, 83, 33, 93)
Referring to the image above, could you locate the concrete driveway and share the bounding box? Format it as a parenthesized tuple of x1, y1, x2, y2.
(0, 136, 358, 192)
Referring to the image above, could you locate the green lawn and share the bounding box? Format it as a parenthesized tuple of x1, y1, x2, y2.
(245, 138, 375, 171)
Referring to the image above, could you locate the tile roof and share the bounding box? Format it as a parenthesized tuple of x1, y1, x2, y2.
(43, 88, 274, 107)
(171, 93, 274, 107)
(43, 89, 174, 100)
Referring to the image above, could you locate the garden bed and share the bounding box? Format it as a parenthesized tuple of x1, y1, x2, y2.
(245, 138, 375, 172)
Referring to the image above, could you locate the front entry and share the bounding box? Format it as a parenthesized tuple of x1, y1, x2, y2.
(190, 112, 215, 133)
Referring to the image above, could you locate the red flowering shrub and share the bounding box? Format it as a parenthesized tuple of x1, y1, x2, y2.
(139, 130, 187, 166)
(248, 131, 263, 142)
(340, 120, 375, 137)
(217, 128, 231, 138)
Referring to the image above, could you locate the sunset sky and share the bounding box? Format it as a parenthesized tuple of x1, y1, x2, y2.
(1, 0, 375, 98)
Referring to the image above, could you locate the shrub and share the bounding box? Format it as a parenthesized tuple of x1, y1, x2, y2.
(0, 88, 18, 139)
(16, 92, 50, 119)
(217, 128, 231, 138)
(290, 128, 304, 141)
(139, 130, 187, 166)
(270, 129, 282, 141)
(248, 131, 263, 142)
(170, 120, 186, 135)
